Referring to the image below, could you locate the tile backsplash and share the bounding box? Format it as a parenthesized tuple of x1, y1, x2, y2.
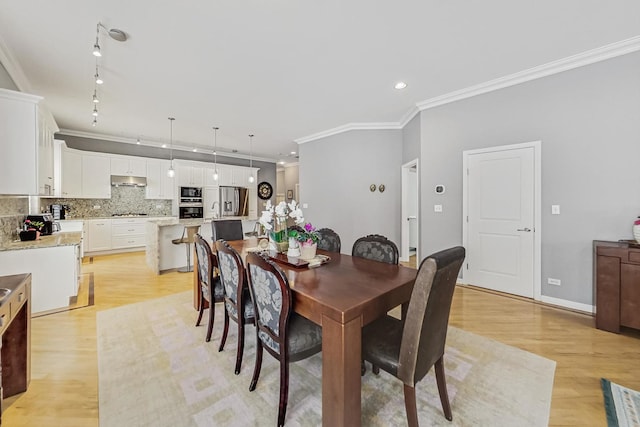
(42, 186, 173, 218)
(0, 196, 29, 244)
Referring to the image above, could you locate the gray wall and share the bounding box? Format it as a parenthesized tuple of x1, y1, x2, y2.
(299, 129, 403, 253)
(402, 113, 421, 164)
(419, 51, 640, 306)
(0, 62, 18, 90)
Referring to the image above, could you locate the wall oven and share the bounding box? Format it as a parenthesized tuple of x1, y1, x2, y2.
(179, 205, 204, 219)
(180, 186, 202, 202)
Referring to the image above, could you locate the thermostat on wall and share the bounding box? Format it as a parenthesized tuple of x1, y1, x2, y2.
(435, 185, 445, 194)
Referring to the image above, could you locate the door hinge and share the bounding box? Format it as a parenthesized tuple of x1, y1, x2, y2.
(467, 168, 469, 176)
(466, 263, 469, 270)
(466, 215, 468, 222)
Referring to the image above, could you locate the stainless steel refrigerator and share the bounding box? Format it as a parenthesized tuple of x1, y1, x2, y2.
(219, 186, 249, 217)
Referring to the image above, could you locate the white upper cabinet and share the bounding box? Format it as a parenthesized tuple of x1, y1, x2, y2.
(216, 164, 232, 186)
(60, 149, 83, 198)
(177, 164, 204, 187)
(146, 159, 174, 200)
(204, 165, 221, 187)
(111, 156, 147, 176)
(0, 88, 57, 195)
(82, 153, 111, 198)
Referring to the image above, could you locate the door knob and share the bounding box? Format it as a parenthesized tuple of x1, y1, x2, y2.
(517, 228, 532, 232)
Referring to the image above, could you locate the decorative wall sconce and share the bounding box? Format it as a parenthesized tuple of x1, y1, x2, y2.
(369, 184, 376, 192)
(378, 184, 385, 193)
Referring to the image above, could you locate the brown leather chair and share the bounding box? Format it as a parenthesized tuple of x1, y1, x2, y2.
(246, 251, 322, 427)
(194, 233, 224, 342)
(215, 240, 256, 375)
(361, 246, 466, 426)
(171, 224, 201, 272)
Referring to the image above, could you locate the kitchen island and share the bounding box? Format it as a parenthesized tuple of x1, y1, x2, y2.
(145, 217, 257, 274)
(0, 232, 81, 314)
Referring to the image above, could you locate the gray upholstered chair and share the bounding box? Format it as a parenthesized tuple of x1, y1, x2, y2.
(352, 234, 399, 265)
(317, 228, 341, 252)
(361, 246, 466, 426)
(215, 240, 256, 375)
(194, 233, 224, 342)
(246, 252, 322, 427)
(211, 219, 244, 242)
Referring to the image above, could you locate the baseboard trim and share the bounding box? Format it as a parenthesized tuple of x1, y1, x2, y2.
(540, 295, 595, 314)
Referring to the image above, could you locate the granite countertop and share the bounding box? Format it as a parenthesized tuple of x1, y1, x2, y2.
(148, 217, 257, 227)
(64, 215, 174, 221)
(0, 231, 82, 252)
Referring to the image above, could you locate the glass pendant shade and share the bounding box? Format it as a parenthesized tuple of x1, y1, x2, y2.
(248, 175, 255, 183)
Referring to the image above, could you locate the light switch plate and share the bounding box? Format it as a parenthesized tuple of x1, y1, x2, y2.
(302, 203, 308, 209)
(551, 205, 560, 215)
(434, 204, 443, 213)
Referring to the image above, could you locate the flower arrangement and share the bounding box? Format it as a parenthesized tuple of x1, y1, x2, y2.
(289, 222, 319, 246)
(23, 219, 44, 231)
(259, 200, 305, 245)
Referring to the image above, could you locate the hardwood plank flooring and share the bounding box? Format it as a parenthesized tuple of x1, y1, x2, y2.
(3, 251, 640, 426)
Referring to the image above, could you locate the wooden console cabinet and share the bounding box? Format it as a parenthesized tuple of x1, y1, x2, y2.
(0, 273, 31, 422)
(594, 240, 640, 333)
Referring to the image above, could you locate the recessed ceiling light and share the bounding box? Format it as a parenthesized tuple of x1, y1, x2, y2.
(136, 138, 140, 145)
(279, 160, 285, 165)
(192, 148, 197, 152)
(394, 81, 407, 90)
(290, 151, 296, 155)
(161, 144, 167, 148)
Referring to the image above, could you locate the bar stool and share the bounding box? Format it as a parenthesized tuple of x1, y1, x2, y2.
(172, 224, 201, 273)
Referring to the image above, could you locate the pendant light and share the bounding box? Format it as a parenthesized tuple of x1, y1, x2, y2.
(212, 127, 219, 181)
(248, 134, 255, 183)
(167, 117, 175, 178)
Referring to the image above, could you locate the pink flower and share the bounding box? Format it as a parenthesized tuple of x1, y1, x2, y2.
(634, 219, 640, 225)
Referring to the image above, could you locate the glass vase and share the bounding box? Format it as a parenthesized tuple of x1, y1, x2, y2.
(269, 216, 289, 253)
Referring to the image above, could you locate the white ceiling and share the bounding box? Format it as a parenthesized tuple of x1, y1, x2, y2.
(0, 1, 638, 164)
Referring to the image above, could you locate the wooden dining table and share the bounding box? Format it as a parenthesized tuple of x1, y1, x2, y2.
(198, 239, 417, 426)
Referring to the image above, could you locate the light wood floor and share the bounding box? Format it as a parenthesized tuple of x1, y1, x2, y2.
(4, 251, 640, 426)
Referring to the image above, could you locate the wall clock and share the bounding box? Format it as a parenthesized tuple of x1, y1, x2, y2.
(257, 181, 273, 200)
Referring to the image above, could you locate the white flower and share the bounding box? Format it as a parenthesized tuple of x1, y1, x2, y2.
(274, 201, 287, 218)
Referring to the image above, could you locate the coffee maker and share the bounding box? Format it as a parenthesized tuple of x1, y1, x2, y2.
(49, 204, 67, 220)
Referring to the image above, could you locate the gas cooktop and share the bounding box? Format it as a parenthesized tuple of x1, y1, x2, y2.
(111, 213, 149, 217)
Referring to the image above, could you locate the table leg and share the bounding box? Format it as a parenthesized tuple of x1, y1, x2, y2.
(321, 314, 362, 427)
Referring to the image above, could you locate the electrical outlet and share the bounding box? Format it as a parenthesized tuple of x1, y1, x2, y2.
(93, 205, 100, 209)
(434, 204, 443, 213)
(302, 203, 308, 209)
(551, 205, 560, 215)
(547, 278, 561, 286)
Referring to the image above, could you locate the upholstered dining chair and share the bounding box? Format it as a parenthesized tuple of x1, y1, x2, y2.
(215, 240, 256, 375)
(361, 246, 466, 426)
(211, 219, 244, 242)
(246, 252, 323, 427)
(194, 233, 225, 342)
(352, 234, 399, 265)
(316, 228, 341, 252)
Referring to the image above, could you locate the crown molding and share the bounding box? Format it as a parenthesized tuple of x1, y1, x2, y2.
(294, 122, 402, 145)
(58, 129, 277, 163)
(416, 35, 640, 111)
(295, 36, 640, 145)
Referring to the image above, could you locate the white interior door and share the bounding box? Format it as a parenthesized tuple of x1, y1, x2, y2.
(465, 146, 536, 298)
(401, 159, 419, 263)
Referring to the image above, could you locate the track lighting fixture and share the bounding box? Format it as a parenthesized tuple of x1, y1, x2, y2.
(92, 106, 98, 117)
(167, 117, 175, 178)
(92, 90, 99, 103)
(95, 65, 103, 85)
(213, 127, 219, 181)
(92, 24, 102, 57)
(248, 134, 255, 183)
(92, 117, 97, 127)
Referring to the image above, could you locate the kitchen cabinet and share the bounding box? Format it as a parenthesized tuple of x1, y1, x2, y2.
(86, 219, 112, 252)
(594, 240, 640, 333)
(111, 218, 146, 249)
(204, 166, 221, 187)
(111, 156, 147, 177)
(145, 159, 174, 200)
(82, 154, 111, 198)
(0, 88, 57, 196)
(60, 149, 83, 197)
(177, 164, 204, 187)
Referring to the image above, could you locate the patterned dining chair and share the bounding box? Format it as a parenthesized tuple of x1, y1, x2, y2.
(361, 246, 466, 426)
(316, 228, 341, 252)
(352, 234, 399, 265)
(215, 240, 256, 375)
(246, 252, 323, 427)
(194, 233, 224, 342)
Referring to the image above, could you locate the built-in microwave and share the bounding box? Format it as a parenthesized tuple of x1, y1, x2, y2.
(179, 205, 204, 219)
(180, 186, 202, 200)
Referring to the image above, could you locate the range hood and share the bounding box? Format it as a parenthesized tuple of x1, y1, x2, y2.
(111, 175, 147, 187)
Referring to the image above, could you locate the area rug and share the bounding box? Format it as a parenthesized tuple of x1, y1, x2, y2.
(602, 378, 640, 427)
(97, 292, 555, 427)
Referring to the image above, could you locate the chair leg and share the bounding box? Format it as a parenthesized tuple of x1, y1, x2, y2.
(372, 364, 380, 375)
(234, 319, 245, 375)
(403, 384, 419, 427)
(219, 309, 229, 352)
(361, 360, 366, 376)
(195, 293, 204, 327)
(277, 357, 289, 427)
(205, 301, 215, 342)
(249, 339, 263, 392)
(434, 356, 453, 421)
